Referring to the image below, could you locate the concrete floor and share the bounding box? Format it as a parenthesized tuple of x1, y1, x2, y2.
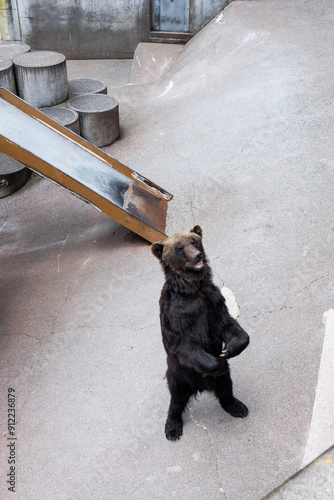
(1, 0, 333, 498)
(266, 446, 334, 500)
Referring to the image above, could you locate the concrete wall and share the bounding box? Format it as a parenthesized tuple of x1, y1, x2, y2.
(0, 0, 233, 59)
(18, 0, 151, 59)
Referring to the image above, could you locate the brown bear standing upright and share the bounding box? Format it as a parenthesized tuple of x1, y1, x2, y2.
(151, 225, 250, 440)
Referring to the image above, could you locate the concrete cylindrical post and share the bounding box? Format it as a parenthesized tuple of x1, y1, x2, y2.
(0, 41, 30, 60)
(69, 94, 120, 147)
(68, 78, 107, 98)
(40, 107, 80, 134)
(13, 51, 68, 107)
(0, 153, 30, 198)
(0, 58, 16, 93)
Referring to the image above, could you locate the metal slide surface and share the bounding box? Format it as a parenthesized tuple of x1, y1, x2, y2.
(0, 88, 172, 243)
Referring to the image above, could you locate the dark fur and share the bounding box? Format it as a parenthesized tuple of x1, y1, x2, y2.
(151, 226, 250, 440)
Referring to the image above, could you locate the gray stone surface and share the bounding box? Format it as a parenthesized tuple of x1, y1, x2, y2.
(0, 1, 333, 499)
(68, 78, 107, 97)
(69, 94, 120, 146)
(0, 57, 16, 93)
(0, 152, 26, 175)
(39, 107, 80, 134)
(0, 42, 30, 60)
(13, 51, 69, 107)
(0, 152, 30, 198)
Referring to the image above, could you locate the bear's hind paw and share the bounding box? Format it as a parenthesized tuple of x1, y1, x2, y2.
(222, 398, 248, 418)
(165, 418, 183, 441)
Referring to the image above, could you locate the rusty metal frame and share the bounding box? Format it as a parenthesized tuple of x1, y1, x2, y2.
(0, 88, 172, 243)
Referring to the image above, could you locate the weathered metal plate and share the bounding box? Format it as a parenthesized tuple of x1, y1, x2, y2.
(123, 182, 167, 234)
(152, 0, 190, 32)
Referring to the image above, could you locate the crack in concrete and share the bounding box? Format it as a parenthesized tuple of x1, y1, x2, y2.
(252, 276, 330, 320)
(119, 322, 156, 332)
(50, 282, 74, 335)
(242, 222, 272, 233)
(19, 280, 76, 414)
(252, 304, 293, 318)
(188, 405, 228, 499)
(297, 275, 329, 296)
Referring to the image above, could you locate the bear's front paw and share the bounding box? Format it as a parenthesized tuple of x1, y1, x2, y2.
(165, 417, 183, 441)
(220, 338, 245, 359)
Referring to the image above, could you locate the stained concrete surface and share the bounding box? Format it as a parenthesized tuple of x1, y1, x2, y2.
(1, 0, 334, 499)
(266, 446, 334, 500)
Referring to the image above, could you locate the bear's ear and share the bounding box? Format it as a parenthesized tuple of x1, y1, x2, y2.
(190, 225, 203, 238)
(151, 241, 164, 260)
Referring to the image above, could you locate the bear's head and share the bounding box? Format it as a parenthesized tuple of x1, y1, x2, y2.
(151, 225, 207, 281)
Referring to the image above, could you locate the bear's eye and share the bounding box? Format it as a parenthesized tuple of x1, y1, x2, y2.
(176, 245, 184, 255)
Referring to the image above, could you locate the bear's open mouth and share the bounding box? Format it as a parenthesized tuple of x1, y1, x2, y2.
(193, 260, 204, 270)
